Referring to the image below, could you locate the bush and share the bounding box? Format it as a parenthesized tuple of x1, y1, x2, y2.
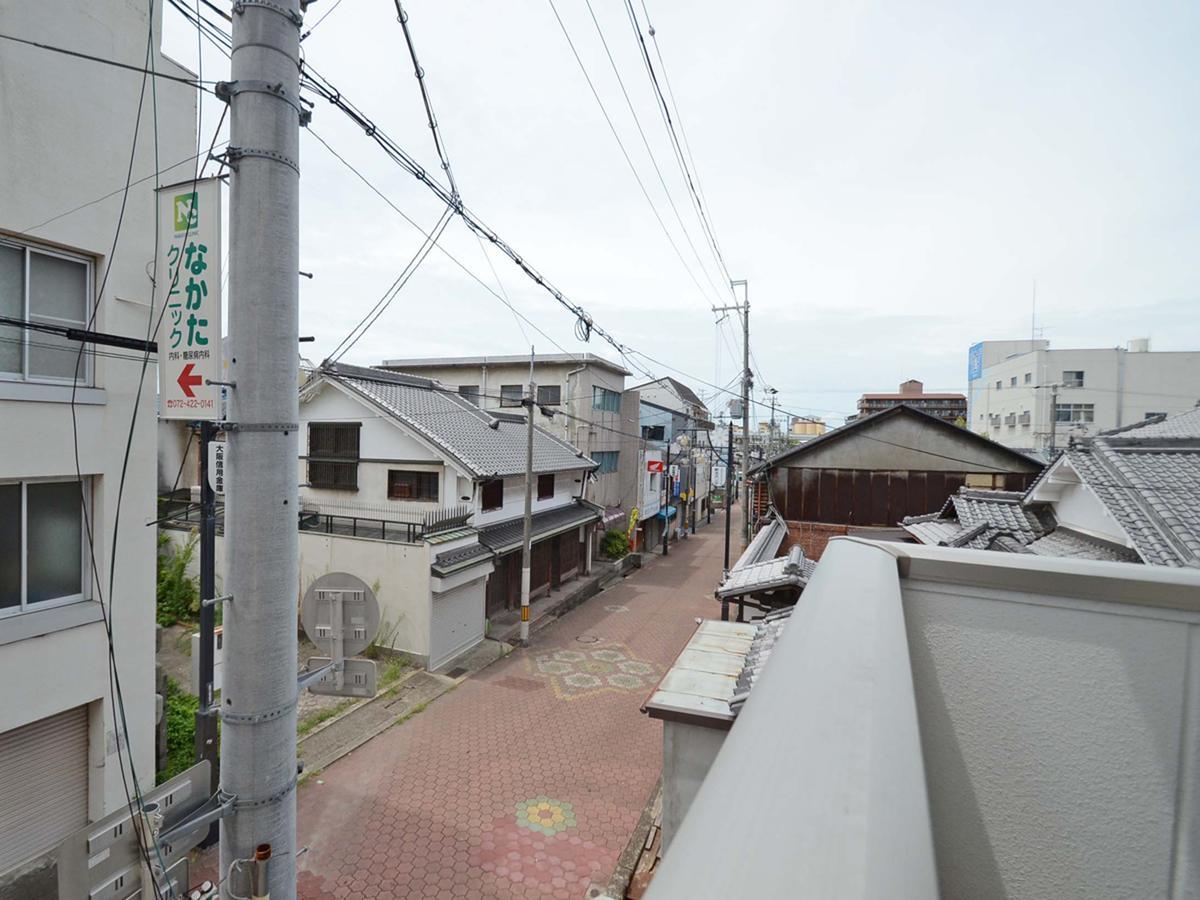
(159, 677, 199, 784)
(601, 529, 630, 559)
(157, 532, 199, 626)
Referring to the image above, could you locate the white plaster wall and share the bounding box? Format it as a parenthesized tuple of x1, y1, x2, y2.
(1050, 481, 1133, 547)
(902, 577, 1200, 899)
(0, 0, 196, 818)
(471, 469, 585, 528)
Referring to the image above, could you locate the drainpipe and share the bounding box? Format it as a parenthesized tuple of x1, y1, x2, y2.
(1115, 348, 1126, 429)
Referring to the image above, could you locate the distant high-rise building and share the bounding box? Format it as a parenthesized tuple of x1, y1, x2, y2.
(856, 380, 967, 425)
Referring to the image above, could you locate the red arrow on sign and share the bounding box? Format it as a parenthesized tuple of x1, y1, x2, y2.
(177, 362, 203, 398)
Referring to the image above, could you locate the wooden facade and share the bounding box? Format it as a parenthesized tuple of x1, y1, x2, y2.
(485, 530, 586, 616)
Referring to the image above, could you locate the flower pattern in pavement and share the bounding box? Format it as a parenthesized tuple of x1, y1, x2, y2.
(529, 643, 661, 700)
(515, 796, 577, 836)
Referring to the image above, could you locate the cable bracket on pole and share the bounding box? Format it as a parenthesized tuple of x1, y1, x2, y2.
(224, 146, 301, 175)
(219, 696, 298, 725)
(215, 80, 311, 123)
(232, 0, 303, 27)
(222, 421, 299, 433)
(232, 776, 298, 810)
(200, 593, 234, 609)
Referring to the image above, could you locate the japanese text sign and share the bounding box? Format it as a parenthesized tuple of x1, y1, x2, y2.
(158, 178, 222, 419)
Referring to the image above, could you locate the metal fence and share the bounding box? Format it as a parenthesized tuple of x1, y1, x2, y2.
(157, 492, 474, 545)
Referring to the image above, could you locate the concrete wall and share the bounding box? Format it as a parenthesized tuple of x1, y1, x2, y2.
(0, 0, 195, 821)
(661, 722, 727, 853)
(471, 469, 584, 529)
(899, 550, 1200, 899)
(971, 346, 1200, 450)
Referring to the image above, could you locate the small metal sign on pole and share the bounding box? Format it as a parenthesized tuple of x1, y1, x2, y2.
(157, 177, 222, 420)
(207, 438, 225, 495)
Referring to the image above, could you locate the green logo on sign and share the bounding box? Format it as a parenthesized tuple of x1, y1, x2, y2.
(174, 192, 198, 231)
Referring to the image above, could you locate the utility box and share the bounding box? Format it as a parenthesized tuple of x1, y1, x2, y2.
(190, 625, 224, 697)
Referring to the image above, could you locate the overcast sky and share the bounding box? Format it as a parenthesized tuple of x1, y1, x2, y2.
(165, 0, 1200, 425)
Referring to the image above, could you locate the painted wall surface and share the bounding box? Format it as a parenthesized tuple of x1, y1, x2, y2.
(903, 577, 1200, 899)
(165, 528, 433, 660)
(471, 470, 583, 529)
(0, 0, 195, 821)
(970, 346, 1200, 450)
(428, 578, 486, 671)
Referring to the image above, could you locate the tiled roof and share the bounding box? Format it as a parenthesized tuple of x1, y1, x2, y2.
(476, 503, 600, 555)
(311, 363, 595, 478)
(715, 547, 816, 599)
(950, 490, 1046, 543)
(1062, 442, 1200, 567)
(1102, 407, 1200, 440)
(1027, 530, 1140, 563)
(430, 542, 493, 576)
(733, 515, 787, 569)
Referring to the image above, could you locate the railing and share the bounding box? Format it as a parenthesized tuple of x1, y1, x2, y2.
(157, 494, 473, 544)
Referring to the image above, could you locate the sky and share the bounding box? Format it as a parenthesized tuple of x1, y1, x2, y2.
(164, 0, 1200, 425)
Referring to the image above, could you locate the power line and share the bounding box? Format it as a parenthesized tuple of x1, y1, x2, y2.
(300, 0, 346, 41)
(544, 0, 722, 309)
(0, 31, 216, 88)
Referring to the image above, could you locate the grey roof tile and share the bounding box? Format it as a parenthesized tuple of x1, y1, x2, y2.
(477, 503, 600, 554)
(430, 542, 493, 576)
(313, 363, 595, 478)
(1027, 530, 1141, 563)
(716, 547, 816, 599)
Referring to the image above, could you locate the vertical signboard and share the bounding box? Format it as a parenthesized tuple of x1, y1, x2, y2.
(208, 440, 226, 495)
(967, 342, 984, 381)
(158, 178, 222, 419)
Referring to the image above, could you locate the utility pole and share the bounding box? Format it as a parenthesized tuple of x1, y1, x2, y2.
(195, 419, 219, 848)
(715, 281, 752, 546)
(519, 348, 535, 644)
(1049, 383, 1060, 454)
(722, 419, 733, 621)
(220, 0, 302, 894)
(661, 442, 670, 557)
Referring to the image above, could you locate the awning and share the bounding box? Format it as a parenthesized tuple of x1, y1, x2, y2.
(477, 502, 601, 555)
(654, 505, 678, 521)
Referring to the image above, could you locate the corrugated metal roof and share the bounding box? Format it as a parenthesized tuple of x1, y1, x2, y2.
(310, 363, 595, 478)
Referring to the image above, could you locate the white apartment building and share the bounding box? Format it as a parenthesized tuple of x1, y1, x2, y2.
(0, 0, 195, 883)
(378, 353, 641, 519)
(967, 338, 1200, 451)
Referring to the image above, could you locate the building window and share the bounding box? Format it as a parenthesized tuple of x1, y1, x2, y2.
(536, 385, 561, 406)
(593, 386, 621, 413)
(1009, 376, 1017, 387)
(387, 470, 438, 501)
(1062, 370, 1085, 388)
(500, 384, 523, 407)
(481, 479, 503, 511)
(458, 385, 479, 405)
(537, 473, 555, 500)
(642, 424, 665, 441)
(1055, 403, 1095, 423)
(1024, 372, 1032, 384)
(593, 450, 619, 474)
(995, 380, 1002, 391)
(307, 422, 360, 490)
(649, 472, 659, 493)
(1, 479, 86, 615)
(0, 240, 93, 382)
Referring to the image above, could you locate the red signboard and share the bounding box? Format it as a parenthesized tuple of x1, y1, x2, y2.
(647, 460, 665, 473)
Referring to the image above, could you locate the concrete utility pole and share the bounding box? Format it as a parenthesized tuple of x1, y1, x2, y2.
(728, 280, 752, 545)
(519, 349, 535, 644)
(220, 0, 302, 894)
(1049, 383, 1060, 454)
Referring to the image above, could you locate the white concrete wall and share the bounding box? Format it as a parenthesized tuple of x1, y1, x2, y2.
(971, 346, 1200, 450)
(471, 469, 584, 528)
(899, 549, 1200, 899)
(661, 722, 727, 853)
(0, 0, 196, 820)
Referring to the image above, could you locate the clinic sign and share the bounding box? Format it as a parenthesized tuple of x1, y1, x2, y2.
(158, 178, 222, 419)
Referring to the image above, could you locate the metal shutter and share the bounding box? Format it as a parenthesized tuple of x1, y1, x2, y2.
(0, 705, 89, 873)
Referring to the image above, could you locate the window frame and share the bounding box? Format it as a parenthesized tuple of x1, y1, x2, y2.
(592, 386, 620, 413)
(1024, 372, 1032, 384)
(480, 479, 504, 511)
(387, 469, 439, 502)
(593, 450, 619, 474)
(457, 385, 480, 406)
(306, 422, 361, 491)
(536, 384, 561, 406)
(0, 477, 90, 618)
(1054, 403, 1095, 423)
(1062, 370, 1085, 388)
(0, 239, 94, 386)
(499, 384, 524, 408)
(537, 473, 555, 500)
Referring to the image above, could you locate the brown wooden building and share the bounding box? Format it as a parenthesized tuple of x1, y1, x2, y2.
(749, 405, 1043, 559)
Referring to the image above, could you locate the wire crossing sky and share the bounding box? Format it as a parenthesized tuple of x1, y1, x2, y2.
(161, 0, 1200, 424)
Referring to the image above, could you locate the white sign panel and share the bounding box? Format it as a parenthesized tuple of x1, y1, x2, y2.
(157, 178, 222, 419)
(208, 440, 225, 495)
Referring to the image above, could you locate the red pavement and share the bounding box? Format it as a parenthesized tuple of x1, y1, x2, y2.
(294, 515, 726, 899)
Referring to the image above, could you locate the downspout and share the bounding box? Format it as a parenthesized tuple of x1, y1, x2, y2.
(1115, 348, 1125, 429)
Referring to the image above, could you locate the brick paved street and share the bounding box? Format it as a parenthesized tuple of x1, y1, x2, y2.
(294, 513, 728, 899)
